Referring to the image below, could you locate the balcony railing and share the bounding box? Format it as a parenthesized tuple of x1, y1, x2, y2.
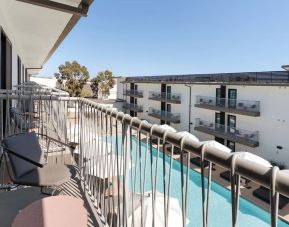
(125, 71, 289, 84)
(148, 107, 181, 123)
(149, 91, 181, 103)
(123, 89, 143, 97)
(194, 118, 259, 147)
(195, 96, 260, 116)
(122, 102, 143, 112)
(1, 82, 289, 227)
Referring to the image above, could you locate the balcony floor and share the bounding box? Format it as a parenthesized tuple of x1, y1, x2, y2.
(0, 173, 101, 227)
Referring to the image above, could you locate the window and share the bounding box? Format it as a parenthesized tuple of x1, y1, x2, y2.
(166, 104, 171, 112)
(1, 29, 12, 89)
(227, 115, 236, 134)
(215, 112, 225, 132)
(161, 84, 166, 92)
(215, 137, 224, 145)
(216, 86, 226, 106)
(130, 83, 134, 90)
(227, 140, 235, 152)
(228, 89, 237, 108)
(130, 111, 137, 117)
(17, 56, 21, 85)
(166, 86, 171, 99)
(22, 64, 24, 84)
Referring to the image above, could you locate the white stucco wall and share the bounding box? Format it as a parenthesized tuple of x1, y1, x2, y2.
(0, 11, 25, 88)
(225, 85, 289, 166)
(30, 76, 58, 88)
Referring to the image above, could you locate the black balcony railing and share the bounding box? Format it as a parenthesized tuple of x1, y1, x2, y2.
(124, 71, 289, 84)
(148, 107, 180, 123)
(195, 96, 260, 116)
(149, 91, 181, 103)
(122, 102, 143, 112)
(194, 118, 259, 147)
(123, 89, 143, 97)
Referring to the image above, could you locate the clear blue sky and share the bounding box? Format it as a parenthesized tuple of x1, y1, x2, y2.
(40, 0, 289, 77)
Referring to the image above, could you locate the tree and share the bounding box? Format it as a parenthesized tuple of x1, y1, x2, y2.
(94, 70, 115, 99)
(90, 77, 100, 98)
(54, 61, 90, 97)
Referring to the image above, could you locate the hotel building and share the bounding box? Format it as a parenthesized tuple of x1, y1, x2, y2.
(122, 72, 289, 167)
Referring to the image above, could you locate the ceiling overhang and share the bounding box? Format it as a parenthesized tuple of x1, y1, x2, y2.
(0, 0, 93, 74)
(16, 0, 89, 17)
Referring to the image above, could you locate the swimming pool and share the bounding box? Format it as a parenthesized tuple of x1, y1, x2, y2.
(107, 135, 289, 227)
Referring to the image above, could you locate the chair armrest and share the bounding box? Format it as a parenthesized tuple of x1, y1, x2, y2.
(35, 133, 78, 149)
(1, 146, 44, 168)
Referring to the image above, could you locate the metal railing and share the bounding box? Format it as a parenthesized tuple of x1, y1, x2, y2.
(149, 91, 181, 103)
(195, 118, 259, 146)
(124, 71, 289, 84)
(195, 96, 260, 113)
(123, 89, 143, 97)
(122, 103, 143, 112)
(148, 107, 181, 123)
(1, 83, 289, 227)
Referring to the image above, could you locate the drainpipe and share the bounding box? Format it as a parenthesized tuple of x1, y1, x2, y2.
(185, 84, 192, 133)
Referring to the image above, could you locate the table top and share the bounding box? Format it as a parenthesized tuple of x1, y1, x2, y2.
(12, 195, 87, 227)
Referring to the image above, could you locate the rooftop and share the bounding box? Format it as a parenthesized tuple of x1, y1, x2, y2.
(123, 70, 289, 85)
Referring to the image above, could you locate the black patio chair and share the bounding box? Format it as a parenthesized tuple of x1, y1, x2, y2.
(1, 132, 77, 195)
(253, 186, 289, 209)
(9, 107, 35, 132)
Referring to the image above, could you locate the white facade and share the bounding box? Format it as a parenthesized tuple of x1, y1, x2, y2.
(0, 10, 25, 88)
(122, 80, 289, 167)
(30, 76, 58, 88)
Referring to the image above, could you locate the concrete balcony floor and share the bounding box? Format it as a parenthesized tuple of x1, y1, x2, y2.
(0, 172, 101, 227)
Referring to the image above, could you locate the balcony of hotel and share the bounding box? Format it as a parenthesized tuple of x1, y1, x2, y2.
(148, 107, 181, 123)
(123, 89, 144, 98)
(194, 118, 259, 147)
(122, 102, 143, 112)
(195, 96, 260, 117)
(148, 91, 181, 104)
(1, 82, 289, 227)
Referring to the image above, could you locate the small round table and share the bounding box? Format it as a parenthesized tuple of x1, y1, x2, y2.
(12, 196, 87, 227)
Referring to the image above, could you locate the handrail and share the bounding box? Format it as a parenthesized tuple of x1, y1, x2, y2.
(79, 98, 289, 196)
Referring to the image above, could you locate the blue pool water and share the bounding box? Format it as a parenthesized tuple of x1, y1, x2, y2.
(108, 135, 289, 227)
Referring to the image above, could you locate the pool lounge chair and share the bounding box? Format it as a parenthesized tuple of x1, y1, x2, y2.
(253, 186, 289, 209)
(220, 170, 251, 187)
(190, 157, 209, 168)
(1, 132, 77, 195)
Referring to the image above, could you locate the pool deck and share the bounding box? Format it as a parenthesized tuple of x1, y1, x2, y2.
(148, 135, 289, 223)
(0, 177, 103, 227)
(177, 151, 289, 223)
